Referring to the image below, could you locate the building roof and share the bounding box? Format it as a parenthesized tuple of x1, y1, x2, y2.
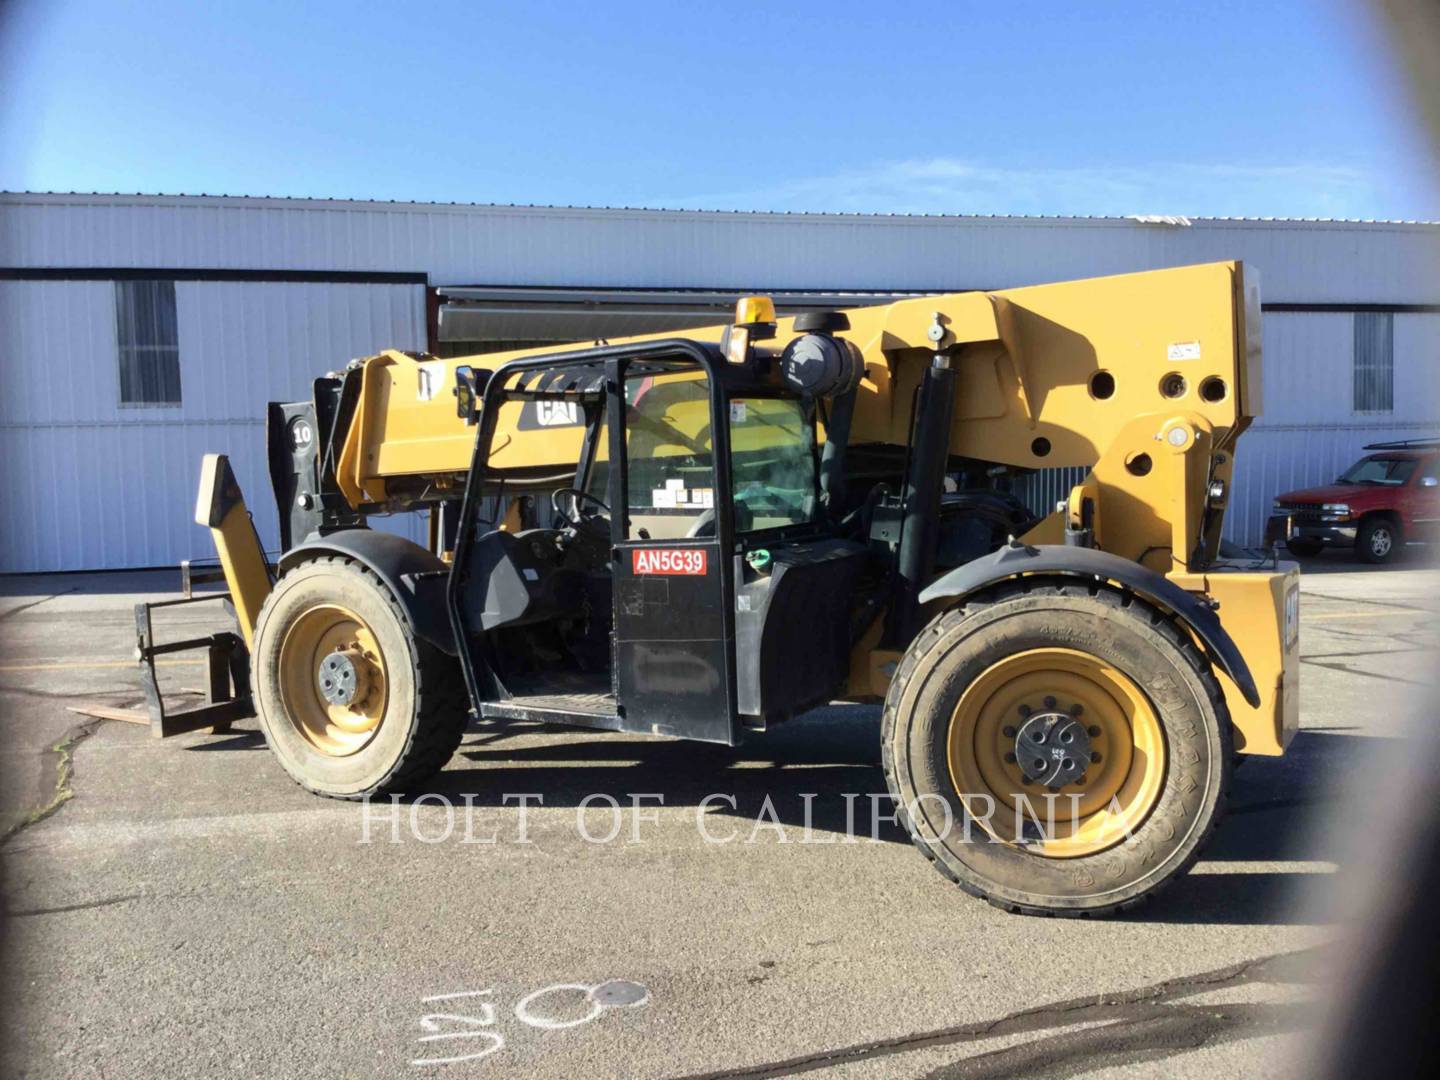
(3, 190, 1438, 228)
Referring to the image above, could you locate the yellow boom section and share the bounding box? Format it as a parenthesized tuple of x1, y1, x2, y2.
(195, 454, 272, 646)
(335, 260, 1260, 506)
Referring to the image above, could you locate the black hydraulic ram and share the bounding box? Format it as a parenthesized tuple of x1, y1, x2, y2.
(887, 349, 958, 645)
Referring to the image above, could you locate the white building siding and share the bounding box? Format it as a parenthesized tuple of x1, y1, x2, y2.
(4, 194, 1439, 300)
(2, 193, 1437, 567)
(0, 279, 426, 572)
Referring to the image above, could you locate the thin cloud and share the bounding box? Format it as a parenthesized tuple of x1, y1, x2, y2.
(668, 158, 1400, 219)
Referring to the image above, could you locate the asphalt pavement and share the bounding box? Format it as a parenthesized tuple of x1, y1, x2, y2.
(1, 557, 1436, 1078)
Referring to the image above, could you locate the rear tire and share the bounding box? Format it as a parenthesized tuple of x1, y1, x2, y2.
(251, 556, 467, 799)
(882, 581, 1231, 917)
(1356, 517, 1400, 564)
(1285, 538, 1323, 559)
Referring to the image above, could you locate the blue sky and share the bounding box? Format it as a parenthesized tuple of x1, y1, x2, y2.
(0, 0, 1434, 219)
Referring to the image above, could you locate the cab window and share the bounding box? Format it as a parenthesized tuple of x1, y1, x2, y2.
(622, 367, 715, 539)
(727, 396, 819, 533)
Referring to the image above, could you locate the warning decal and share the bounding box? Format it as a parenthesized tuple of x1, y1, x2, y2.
(632, 548, 708, 575)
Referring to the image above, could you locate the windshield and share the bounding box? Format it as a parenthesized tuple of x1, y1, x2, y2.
(728, 396, 819, 533)
(1337, 456, 1419, 486)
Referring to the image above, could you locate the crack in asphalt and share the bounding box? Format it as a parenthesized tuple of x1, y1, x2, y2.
(0, 716, 106, 848)
(1299, 657, 1429, 687)
(0, 588, 79, 623)
(922, 1000, 1311, 1079)
(0, 684, 136, 702)
(9, 892, 145, 917)
(675, 947, 1325, 1080)
(1303, 647, 1433, 661)
(1302, 591, 1435, 615)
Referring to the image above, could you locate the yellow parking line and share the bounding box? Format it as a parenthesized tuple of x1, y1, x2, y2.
(0, 659, 205, 672)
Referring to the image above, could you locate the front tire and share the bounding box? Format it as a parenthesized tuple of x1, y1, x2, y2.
(1356, 517, 1400, 564)
(251, 556, 467, 798)
(882, 581, 1231, 917)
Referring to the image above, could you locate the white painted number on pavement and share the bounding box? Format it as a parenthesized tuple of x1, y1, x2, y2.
(411, 980, 649, 1068)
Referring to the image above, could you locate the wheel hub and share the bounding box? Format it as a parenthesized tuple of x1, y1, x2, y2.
(1014, 710, 1093, 789)
(318, 649, 367, 707)
(947, 647, 1165, 859)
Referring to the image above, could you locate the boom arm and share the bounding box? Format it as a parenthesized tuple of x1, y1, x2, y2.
(328, 261, 1260, 577)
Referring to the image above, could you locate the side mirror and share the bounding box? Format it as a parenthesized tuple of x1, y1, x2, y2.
(1421, 476, 1438, 488)
(453, 365, 489, 426)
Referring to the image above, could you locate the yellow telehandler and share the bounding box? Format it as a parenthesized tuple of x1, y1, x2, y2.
(145, 260, 1297, 916)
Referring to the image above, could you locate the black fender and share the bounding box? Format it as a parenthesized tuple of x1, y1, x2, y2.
(277, 529, 457, 656)
(917, 544, 1260, 707)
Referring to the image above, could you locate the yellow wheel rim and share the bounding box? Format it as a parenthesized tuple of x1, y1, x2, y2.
(277, 603, 389, 757)
(946, 648, 1166, 858)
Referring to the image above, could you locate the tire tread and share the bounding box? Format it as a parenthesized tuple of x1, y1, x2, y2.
(251, 555, 468, 800)
(880, 579, 1231, 918)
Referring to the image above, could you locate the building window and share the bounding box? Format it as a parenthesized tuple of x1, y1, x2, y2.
(1353, 311, 1393, 413)
(116, 280, 181, 405)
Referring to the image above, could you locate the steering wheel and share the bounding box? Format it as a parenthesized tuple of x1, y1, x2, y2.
(686, 508, 716, 538)
(551, 488, 611, 535)
(685, 502, 753, 537)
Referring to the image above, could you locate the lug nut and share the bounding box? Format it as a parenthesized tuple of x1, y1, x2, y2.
(1043, 696, 1057, 709)
(1003, 725, 1017, 737)
(1069, 704, 1084, 717)
(1018, 704, 1033, 718)
(1090, 751, 1101, 763)
(1077, 773, 1088, 785)
(1087, 725, 1101, 738)
(1004, 751, 1017, 763)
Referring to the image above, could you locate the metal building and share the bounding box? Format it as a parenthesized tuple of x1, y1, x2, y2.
(2, 192, 1437, 572)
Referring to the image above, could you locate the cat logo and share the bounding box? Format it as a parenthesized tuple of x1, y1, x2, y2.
(537, 401, 579, 426)
(518, 400, 583, 430)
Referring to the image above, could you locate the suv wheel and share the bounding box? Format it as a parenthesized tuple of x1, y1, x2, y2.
(1356, 517, 1400, 565)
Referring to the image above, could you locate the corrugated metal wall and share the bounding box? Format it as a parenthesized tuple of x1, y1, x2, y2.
(0, 279, 426, 571)
(4, 194, 1438, 301)
(2, 194, 1437, 567)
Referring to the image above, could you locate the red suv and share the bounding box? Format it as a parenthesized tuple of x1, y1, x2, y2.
(1266, 440, 1440, 564)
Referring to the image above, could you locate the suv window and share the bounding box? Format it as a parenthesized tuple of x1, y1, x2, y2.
(1337, 456, 1419, 486)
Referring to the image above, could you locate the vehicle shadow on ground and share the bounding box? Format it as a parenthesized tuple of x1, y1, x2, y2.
(406, 709, 1368, 925)
(0, 569, 220, 598)
(1285, 552, 1436, 574)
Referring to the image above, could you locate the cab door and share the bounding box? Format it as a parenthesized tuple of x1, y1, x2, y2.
(606, 355, 738, 744)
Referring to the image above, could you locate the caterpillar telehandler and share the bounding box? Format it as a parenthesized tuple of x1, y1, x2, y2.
(149, 260, 1298, 916)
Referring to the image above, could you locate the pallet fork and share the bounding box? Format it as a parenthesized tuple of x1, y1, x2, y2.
(130, 560, 255, 737)
(74, 456, 271, 737)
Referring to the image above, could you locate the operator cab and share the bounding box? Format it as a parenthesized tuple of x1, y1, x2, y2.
(447, 325, 872, 744)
